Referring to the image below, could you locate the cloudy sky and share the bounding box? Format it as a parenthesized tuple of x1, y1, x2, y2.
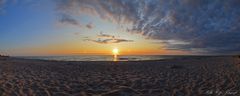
(0, 0, 239, 56)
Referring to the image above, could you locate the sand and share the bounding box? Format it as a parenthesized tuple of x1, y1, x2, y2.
(0, 56, 240, 96)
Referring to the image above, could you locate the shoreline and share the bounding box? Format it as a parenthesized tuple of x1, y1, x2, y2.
(10, 55, 239, 62)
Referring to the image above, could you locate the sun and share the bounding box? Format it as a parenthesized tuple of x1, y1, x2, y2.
(112, 48, 119, 55)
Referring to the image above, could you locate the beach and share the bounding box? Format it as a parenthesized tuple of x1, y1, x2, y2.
(0, 56, 240, 96)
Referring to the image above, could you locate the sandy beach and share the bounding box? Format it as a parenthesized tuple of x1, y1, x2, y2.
(0, 56, 239, 96)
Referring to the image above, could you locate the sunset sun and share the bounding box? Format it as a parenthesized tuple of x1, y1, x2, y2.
(112, 48, 119, 55)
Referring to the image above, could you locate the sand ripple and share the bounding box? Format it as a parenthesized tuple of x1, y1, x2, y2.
(0, 56, 240, 96)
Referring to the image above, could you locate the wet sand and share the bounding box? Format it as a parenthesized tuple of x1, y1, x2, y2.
(0, 56, 240, 96)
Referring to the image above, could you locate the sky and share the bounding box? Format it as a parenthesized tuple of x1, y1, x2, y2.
(0, 0, 240, 56)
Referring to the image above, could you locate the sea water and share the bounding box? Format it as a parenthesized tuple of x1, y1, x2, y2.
(18, 55, 182, 61)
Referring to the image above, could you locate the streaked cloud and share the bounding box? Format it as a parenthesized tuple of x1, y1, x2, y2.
(58, 14, 95, 29)
(56, 0, 240, 54)
(97, 32, 115, 38)
(86, 38, 133, 44)
(85, 32, 133, 44)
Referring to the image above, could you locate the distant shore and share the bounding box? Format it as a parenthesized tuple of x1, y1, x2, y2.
(0, 56, 239, 95)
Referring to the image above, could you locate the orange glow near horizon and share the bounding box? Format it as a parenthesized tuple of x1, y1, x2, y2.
(10, 45, 189, 56)
(8, 38, 190, 56)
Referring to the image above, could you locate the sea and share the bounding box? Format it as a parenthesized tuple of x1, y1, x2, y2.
(17, 55, 186, 61)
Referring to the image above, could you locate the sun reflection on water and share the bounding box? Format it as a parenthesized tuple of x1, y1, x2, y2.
(113, 55, 118, 61)
(112, 48, 119, 61)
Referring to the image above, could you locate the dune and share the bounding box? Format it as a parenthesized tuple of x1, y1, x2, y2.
(0, 56, 239, 95)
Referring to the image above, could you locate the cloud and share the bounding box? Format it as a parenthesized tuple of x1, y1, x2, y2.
(0, 0, 6, 12)
(86, 38, 133, 44)
(58, 14, 95, 28)
(58, 14, 79, 26)
(86, 22, 94, 29)
(85, 32, 133, 44)
(0, 0, 5, 6)
(74, 32, 80, 35)
(56, 0, 240, 54)
(97, 32, 115, 38)
(112, 38, 134, 43)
